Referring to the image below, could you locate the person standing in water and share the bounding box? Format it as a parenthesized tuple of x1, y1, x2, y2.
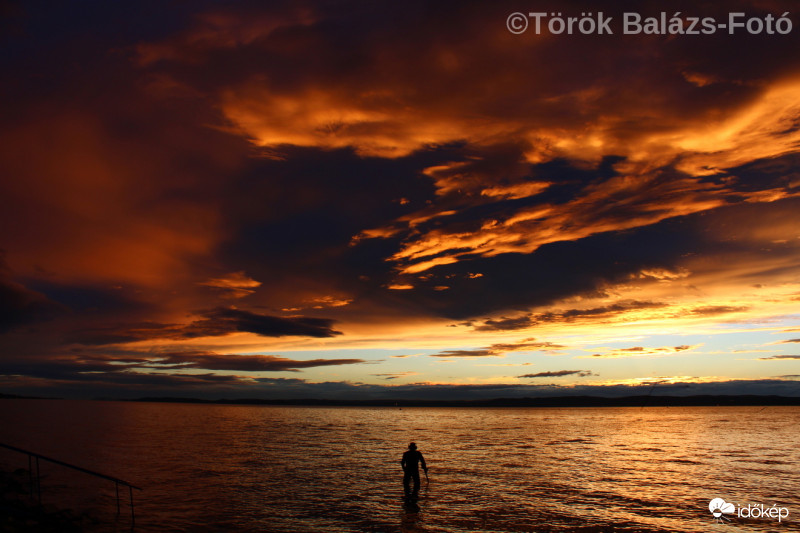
(401, 442, 427, 497)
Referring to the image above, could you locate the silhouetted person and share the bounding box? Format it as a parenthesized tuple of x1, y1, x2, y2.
(401, 442, 427, 497)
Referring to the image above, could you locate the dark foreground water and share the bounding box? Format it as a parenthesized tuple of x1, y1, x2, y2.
(0, 400, 798, 532)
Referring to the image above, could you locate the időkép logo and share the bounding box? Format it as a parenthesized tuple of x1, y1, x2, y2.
(709, 497, 789, 523)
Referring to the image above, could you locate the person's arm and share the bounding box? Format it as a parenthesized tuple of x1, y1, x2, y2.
(401, 452, 407, 471)
(419, 452, 427, 472)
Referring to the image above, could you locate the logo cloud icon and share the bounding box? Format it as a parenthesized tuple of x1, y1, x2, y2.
(709, 498, 736, 522)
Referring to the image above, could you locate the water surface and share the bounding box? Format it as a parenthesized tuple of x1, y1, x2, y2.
(0, 400, 798, 531)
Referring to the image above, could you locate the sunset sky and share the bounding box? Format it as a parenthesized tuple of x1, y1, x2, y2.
(1, 0, 799, 400)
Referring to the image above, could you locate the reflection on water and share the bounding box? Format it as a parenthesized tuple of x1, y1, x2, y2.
(0, 400, 798, 532)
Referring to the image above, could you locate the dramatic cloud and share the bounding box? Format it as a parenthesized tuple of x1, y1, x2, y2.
(472, 315, 535, 332)
(0, 254, 62, 332)
(472, 301, 670, 331)
(0, 358, 245, 387)
(70, 307, 342, 345)
(0, 277, 60, 333)
(68, 322, 181, 346)
(144, 351, 365, 372)
(199, 271, 262, 299)
(180, 308, 342, 339)
(1, 1, 800, 399)
(434, 349, 495, 358)
(687, 305, 750, 317)
(0, 352, 366, 391)
(432, 338, 566, 357)
(519, 370, 594, 378)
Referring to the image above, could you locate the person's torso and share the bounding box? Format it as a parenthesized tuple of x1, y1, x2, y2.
(403, 450, 421, 468)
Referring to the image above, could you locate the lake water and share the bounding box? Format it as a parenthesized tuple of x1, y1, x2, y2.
(0, 400, 798, 532)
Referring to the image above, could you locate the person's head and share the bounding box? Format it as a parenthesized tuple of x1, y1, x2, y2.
(408, 442, 417, 450)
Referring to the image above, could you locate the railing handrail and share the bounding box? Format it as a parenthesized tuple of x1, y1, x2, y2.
(0, 441, 142, 490)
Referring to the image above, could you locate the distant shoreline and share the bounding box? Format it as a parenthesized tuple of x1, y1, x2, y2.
(4, 392, 800, 407)
(124, 394, 800, 407)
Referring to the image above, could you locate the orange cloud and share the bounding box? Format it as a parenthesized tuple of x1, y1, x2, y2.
(200, 271, 261, 298)
(126, 3, 800, 288)
(384, 171, 731, 274)
(0, 111, 226, 288)
(581, 345, 697, 359)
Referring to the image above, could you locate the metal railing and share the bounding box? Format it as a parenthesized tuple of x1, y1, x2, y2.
(0, 441, 142, 526)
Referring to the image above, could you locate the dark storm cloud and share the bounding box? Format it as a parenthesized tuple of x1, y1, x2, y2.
(0, 359, 133, 381)
(473, 316, 534, 332)
(0, 278, 58, 333)
(144, 351, 364, 372)
(68, 322, 181, 346)
(0, 254, 62, 333)
(472, 301, 667, 331)
(182, 307, 342, 338)
(214, 146, 437, 299)
(70, 307, 341, 345)
(0, 357, 249, 389)
(519, 370, 594, 378)
(0, 350, 365, 390)
(26, 280, 157, 315)
(558, 302, 667, 320)
(377, 219, 689, 318)
(434, 349, 495, 358)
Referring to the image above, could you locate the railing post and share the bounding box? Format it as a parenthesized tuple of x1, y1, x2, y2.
(35, 456, 41, 504)
(129, 485, 135, 527)
(28, 454, 33, 498)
